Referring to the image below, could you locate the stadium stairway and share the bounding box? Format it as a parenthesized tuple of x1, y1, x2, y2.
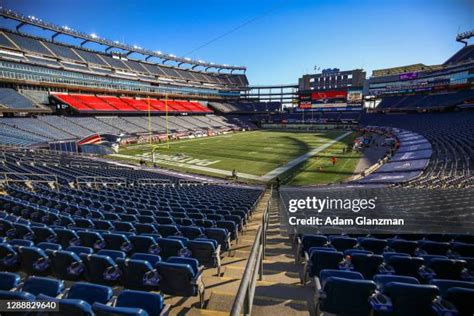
(196, 190, 312, 315)
(186, 190, 272, 315)
(251, 192, 313, 315)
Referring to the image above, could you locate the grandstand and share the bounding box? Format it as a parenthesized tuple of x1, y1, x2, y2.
(0, 5, 473, 316)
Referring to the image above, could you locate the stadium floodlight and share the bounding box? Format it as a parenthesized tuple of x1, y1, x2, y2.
(63, 26, 70, 30)
(90, 33, 98, 38)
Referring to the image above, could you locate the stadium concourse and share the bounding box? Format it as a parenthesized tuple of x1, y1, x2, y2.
(0, 6, 474, 316)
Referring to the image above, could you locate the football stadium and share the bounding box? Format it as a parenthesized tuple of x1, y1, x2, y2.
(0, 1, 473, 315)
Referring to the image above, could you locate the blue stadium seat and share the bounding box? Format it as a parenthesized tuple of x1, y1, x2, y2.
(130, 253, 162, 268)
(50, 250, 85, 281)
(67, 246, 94, 256)
(66, 282, 113, 305)
(373, 274, 420, 292)
(444, 287, 474, 316)
(18, 246, 51, 276)
(318, 277, 376, 315)
(428, 258, 468, 280)
(204, 228, 230, 251)
(37, 294, 93, 316)
(350, 253, 384, 279)
(37, 242, 62, 252)
(97, 249, 126, 261)
(430, 279, 474, 296)
(388, 239, 418, 255)
(116, 258, 158, 291)
(82, 254, 121, 286)
(116, 290, 167, 316)
(0, 271, 21, 290)
(156, 257, 205, 307)
(129, 235, 160, 254)
(9, 239, 34, 248)
(92, 302, 148, 316)
(31, 226, 57, 243)
(54, 228, 81, 248)
(0, 289, 35, 301)
(304, 250, 344, 283)
(379, 283, 440, 316)
(102, 233, 133, 253)
(387, 255, 425, 279)
(0, 243, 20, 271)
(358, 237, 387, 254)
(300, 235, 328, 258)
(21, 276, 64, 297)
(77, 231, 106, 251)
(187, 239, 220, 272)
(318, 269, 363, 288)
(328, 236, 358, 252)
(156, 238, 187, 259)
(417, 240, 451, 255)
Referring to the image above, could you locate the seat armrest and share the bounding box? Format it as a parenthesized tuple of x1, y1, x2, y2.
(378, 263, 395, 274)
(191, 266, 205, 285)
(418, 266, 436, 280)
(214, 244, 221, 257)
(314, 276, 322, 292)
(432, 297, 458, 316)
(369, 292, 393, 312)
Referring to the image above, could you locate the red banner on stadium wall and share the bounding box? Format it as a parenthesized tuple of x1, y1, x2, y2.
(311, 91, 347, 100)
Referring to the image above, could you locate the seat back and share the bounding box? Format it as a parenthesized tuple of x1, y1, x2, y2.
(320, 277, 376, 315)
(373, 274, 419, 292)
(301, 234, 328, 254)
(358, 238, 387, 254)
(187, 240, 216, 266)
(116, 289, 164, 316)
(385, 282, 439, 316)
(92, 302, 147, 316)
(350, 253, 384, 279)
(51, 250, 84, 281)
(329, 236, 357, 252)
(67, 282, 113, 305)
(445, 287, 474, 316)
(309, 250, 343, 277)
(155, 262, 196, 296)
(18, 246, 50, 275)
(22, 276, 64, 297)
(428, 258, 466, 280)
(116, 258, 156, 291)
(319, 269, 363, 287)
(387, 255, 424, 278)
(430, 279, 474, 297)
(83, 254, 120, 285)
(0, 271, 20, 290)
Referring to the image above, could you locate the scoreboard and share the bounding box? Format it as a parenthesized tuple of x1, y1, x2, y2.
(299, 88, 363, 111)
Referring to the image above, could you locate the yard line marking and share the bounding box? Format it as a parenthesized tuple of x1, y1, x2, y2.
(260, 131, 352, 181)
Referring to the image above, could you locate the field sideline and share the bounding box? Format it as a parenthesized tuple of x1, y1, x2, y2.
(110, 130, 362, 185)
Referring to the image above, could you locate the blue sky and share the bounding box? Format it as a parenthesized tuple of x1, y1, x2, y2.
(1, 0, 473, 85)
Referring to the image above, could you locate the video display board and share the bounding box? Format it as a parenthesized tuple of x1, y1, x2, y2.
(311, 90, 347, 108)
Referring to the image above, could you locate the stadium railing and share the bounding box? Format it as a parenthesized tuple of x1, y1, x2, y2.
(231, 185, 272, 315)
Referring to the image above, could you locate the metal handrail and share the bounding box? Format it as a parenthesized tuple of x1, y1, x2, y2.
(231, 186, 272, 316)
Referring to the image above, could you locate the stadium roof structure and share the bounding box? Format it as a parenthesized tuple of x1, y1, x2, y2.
(371, 63, 442, 78)
(0, 7, 246, 73)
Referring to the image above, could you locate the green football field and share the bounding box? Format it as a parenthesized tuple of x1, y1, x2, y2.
(109, 130, 362, 185)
